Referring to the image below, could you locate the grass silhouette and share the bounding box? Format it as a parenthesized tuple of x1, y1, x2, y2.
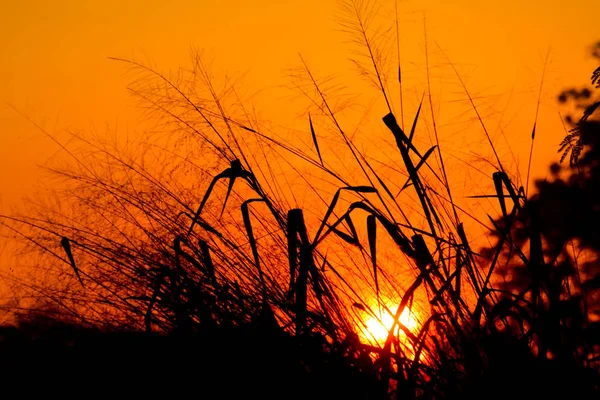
(1, 2, 599, 399)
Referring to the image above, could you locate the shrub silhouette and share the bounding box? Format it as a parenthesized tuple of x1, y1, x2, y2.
(481, 43, 600, 395)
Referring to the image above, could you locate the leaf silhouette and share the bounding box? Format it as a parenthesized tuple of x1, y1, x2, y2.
(367, 214, 378, 298)
(60, 236, 84, 287)
(241, 199, 267, 295)
(397, 145, 437, 195)
(313, 185, 377, 244)
(188, 159, 252, 235)
(309, 113, 323, 165)
(592, 66, 600, 88)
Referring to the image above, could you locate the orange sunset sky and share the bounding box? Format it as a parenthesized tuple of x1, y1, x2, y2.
(0, 0, 598, 215)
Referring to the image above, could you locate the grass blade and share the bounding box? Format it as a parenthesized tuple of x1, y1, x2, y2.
(309, 113, 324, 166)
(188, 159, 252, 235)
(198, 239, 216, 284)
(241, 199, 266, 295)
(398, 145, 438, 194)
(60, 236, 83, 287)
(313, 186, 377, 244)
(367, 214, 378, 298)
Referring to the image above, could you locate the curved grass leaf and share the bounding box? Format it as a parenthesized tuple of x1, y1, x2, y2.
(312, 185, 377, 244)
(188, 159, 252, 235)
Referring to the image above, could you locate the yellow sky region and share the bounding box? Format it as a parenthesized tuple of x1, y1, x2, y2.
(0, 0, 598, 212)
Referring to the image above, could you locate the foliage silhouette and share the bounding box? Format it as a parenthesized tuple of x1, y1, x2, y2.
(482, 42, 600, 394)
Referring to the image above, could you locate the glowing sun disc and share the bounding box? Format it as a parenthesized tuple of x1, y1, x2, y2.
(363, 308, 419, 345)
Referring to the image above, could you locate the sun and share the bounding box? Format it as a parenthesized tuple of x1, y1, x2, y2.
(362, 306, 419, 346)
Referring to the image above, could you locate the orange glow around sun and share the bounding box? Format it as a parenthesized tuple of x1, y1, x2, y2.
(361, 305, 420, 348)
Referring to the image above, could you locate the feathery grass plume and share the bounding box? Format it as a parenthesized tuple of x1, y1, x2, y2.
(337, 0, 394, 112)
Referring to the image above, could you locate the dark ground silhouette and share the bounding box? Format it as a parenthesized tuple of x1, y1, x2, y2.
(0, 316, 381, 399)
